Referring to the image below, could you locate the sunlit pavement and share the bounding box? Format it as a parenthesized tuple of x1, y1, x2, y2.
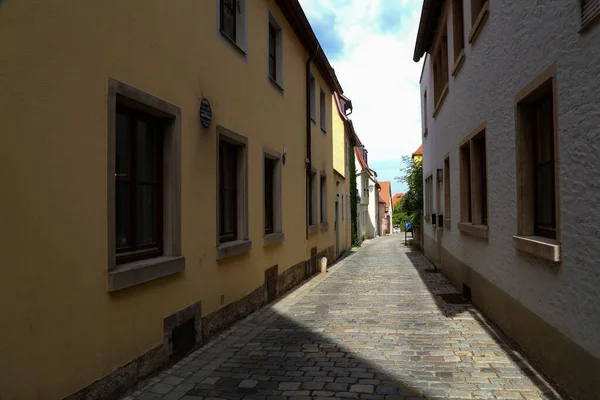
(125, 236, 563, 400)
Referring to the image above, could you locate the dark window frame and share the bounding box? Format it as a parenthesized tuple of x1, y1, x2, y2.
(268, 23, 277, 81)
(264, 156, 276, 235)
(220, 0, 237, 42)
(532, 92, 557, 239)
(115, 103, 164, 264)
(320, 174, 327, 223)
(320, 88, 327, 132)
(219, 139, 240, 243)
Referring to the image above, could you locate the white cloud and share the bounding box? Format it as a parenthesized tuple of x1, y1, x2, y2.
(300, 0, 423, 170)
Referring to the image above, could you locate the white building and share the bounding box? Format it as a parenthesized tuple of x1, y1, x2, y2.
(414, 1, 600, 398)
(355, 145, 379, 240)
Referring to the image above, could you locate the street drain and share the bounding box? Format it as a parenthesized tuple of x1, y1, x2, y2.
(438, 293, 470, 304)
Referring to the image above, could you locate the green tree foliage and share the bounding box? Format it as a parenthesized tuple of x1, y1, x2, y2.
(394, 155, 423, 228)
(350, 144, 360, 246)
(392, 198, 409, 230)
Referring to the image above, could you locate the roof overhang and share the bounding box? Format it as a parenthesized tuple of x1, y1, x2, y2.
(413, 0, 445, 62)
(276, 0, 343, 93)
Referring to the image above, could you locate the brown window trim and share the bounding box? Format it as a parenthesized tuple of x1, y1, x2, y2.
(469, 0, 489, 44)
(459, 122, 488, 238)
(115, 104, 164, 265)
(433, 83, 449, 118)
(216, 125, 250, 260)
(513, 65, 561, 262)
(444, 154, 451, 230)
(451, 49, 466, 77)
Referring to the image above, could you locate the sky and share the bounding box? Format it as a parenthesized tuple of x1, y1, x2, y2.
(298, 0, 424, 195)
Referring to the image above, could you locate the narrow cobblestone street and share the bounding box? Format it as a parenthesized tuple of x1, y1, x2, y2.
(127, 236, 563, 400)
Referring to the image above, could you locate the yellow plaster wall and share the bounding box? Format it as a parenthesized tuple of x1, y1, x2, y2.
(332, 101, 347, 178)
(0, 0, 335, 398)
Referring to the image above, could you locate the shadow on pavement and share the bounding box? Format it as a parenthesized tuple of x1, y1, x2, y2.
(404, 249, 563, 400)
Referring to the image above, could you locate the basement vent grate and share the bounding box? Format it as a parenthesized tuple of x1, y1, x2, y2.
(437, 293, 470, 304)
(170, 318, 196, 362)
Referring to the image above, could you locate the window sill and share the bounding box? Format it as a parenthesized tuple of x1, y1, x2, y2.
(444, 217, 452, 230)
(310, 117, 317, 125)
(432, 83, 449, 118)
(219, 30, 247, 57)
(451, 49, 466, 77)
(320, 222, 329, 230)
(308, 224, 319, 233)
(108, 256, 185, 292)
(269, 77, 284, 93)
(468, 1, 489, 45)
(321, 127, 327, 134)
(423, 128, 428, 138)
(458, 222, 488, 239)
(264, 232, 284, 247)
(217, 240, 252, 260)
(512, 235, 561, 263)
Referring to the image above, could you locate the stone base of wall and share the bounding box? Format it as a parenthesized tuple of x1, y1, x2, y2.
(277, 260, 308, 296)
(67, 249, 335, 400)
(66, 302, 202, 400)
(439, 246, 600, 400)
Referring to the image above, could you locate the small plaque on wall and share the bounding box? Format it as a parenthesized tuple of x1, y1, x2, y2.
(200, 98, 212, 128)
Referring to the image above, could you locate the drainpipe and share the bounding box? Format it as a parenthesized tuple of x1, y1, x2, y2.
(305, 44, 320, 240)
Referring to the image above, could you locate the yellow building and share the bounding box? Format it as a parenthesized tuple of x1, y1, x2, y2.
(0, 1, 348, 399)
(332, 92, 358, 254)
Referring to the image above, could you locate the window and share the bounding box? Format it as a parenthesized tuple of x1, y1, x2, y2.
(115, 105, 164, 263)
(310, 74, 316, 122)
(422, 91, 428, 137)
(432, 23, 449, 114)
(516, 76, 557, 240)
(219, 140, 239, 243)
(425, 175, 433, 218)
(263, 147, 283, 245)
(217, 126, 250, 259)
(444, 156, 451, 228)
(582, 0, 600, 29)
(268, 12, 284, 88)
(469, 0, 489, 44)
(107, 78, 183, 292)
(459, 125, 488, 238)
(220, 0, 237, 42)
(320, 174, 327, 224)
(513, 68, 560, 261)
(268, 24, 277, 81)
(452, 0, 465, 70)
(218, 0, 248, 52)
(264, 157, 275, 235)
(320, 88, 327, 132)
(309, 170, 318, 227)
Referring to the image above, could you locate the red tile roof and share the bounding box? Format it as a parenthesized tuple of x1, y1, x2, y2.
(412, 145, 423, 157)
(379, 181, 391, 212)
(392, 193, 404, 209)
(354, 146, 368, 170)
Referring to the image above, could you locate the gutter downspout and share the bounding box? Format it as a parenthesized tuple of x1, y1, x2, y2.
(305, 44, 320, 240)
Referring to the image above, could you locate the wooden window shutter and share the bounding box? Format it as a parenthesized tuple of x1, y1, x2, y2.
(582, 0, 600, 27)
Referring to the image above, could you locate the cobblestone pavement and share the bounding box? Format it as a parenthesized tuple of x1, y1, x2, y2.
(126, 236, 563, 400)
